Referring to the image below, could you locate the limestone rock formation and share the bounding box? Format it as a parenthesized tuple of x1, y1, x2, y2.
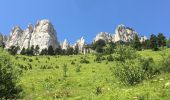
(74, 37, 85, 53)
(140, 36, 147, 43)
(5, 26, 24, 48)
(30, 20, 59, 51)
(112, 24, 137, 42)
(61, 39, 70, 50)
(5, 19, 59, 52)
(94, 32, 112, 43)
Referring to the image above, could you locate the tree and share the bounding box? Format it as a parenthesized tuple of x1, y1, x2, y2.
(66, 47, 74, 55)
(157, 33, 166, 47)
(25, 45, 34, 56)
(30, 45, 34, 55)
(150, 34, 158, 51)
(8, 46, 20, 55)
(92, 39, 106, 53)
(20, 47, 26, 55)
(133, 34, 141, 50)
(0, 49, 22, 99)
(35, 45, 40, 55)
(55, 46, 62, 55)
(103, 42, 115, 54)
(74, 44, 79, 55)
(92, 39, 106, 50)
(40, 48, 48, 55)
(47, 45, 54, 55)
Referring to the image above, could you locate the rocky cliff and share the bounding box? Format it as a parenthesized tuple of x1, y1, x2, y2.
(5, 19, 59, 51)
(94, 24, 138, 43)
(74, 37, 85, 53)
(94, 32, 112, 43)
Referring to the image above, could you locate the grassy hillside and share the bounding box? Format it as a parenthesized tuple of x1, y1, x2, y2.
(11, 48, 170, 100)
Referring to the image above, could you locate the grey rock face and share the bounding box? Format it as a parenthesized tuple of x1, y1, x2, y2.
(5, 26, 23, 48)
(140, 36, 147, 43)
(74, 37, 85, 53)
(30, 20, 59, 51)
(112, 24, 137, 42)
(61, 39, 70, 50)
(5, 19, 59, 52)
(94, 32, 112, 43)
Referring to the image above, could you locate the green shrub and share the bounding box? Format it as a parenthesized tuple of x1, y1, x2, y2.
(107, 55, 114, 61)
(80, 58, 90, 64)
(113, 59, 145, 85)
(160, 52, 170, 73)
(71, 61, 75, 65)
(63, 64, 68, 77)
(112, 45, 156, 85)
(113, 45, 138, 62)
(28, 59, 33, 62)
(0, 49, 22, 99)
(76, 64, 81, 72)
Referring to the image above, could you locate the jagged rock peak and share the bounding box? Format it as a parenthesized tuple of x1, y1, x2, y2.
(94, 32, 112, 43)
(62, 39, 70, 50)
(5, 19, 60, 52)
(25, 24, 33, 33)
(113, 24, 137, 42)
(11, 26, 23, 35)
(74, 37, 86, 53)
(34, 19, 55, 34)
(140, 36, 147, 43)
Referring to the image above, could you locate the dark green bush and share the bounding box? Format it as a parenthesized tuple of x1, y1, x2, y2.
(113, 59, 145, 85)
(76, 64, 81, 72)
(112, 45, 156, 85)
(113, 45, 138, 62)
(160, 54, 170, 73)
(0, 49, 22, 99)
(80, 58, 90, 64)
(107, 55, 114, 61)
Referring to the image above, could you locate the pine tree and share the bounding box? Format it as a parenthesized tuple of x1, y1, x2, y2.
(157, 33, 166, 47)
(133, 34, 141, 50)
(74, 44, 79, 54)
(48, 45, 54, 55)
(150, 34, 158, 51)
(8, 46, 20, 55)
(35, 45, 40, 55)
(55, 46, 62, 55)
(66, 47, 74, 55)
(20, 47, 26, 55)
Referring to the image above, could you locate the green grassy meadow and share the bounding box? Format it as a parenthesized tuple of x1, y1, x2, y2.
(12, 49, 170, 100)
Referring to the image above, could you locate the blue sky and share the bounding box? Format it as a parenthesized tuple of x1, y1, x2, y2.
(0, 0, 170, 43)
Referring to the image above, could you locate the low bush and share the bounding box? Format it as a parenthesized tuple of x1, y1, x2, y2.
(107, 55, 114, 61)
(113, 45, 138, 62)
(113, 59, 145, 85)
(160, 54, 170, 73)
(0, 49, 22, 99)
(80, 58, 90, 64)
(76, 64, 81, 72)
(112, 45, 156, 85)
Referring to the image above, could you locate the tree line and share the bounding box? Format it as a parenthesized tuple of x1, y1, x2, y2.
(4, 33, 170, 55)
(7, 45, 80, 56)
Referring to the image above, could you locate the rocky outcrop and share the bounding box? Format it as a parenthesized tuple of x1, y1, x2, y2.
(94, 32, 112, 43)
(112, 24, 137, 42)
(74, 37, 85, 53)
(61, 39, 70, 50)
(94, 25, 138, 43)
(30, 20, 59, 51)
(5, 26, 24, 48)
(140, 36, 147, 43)
(5, 19, 59, 52)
